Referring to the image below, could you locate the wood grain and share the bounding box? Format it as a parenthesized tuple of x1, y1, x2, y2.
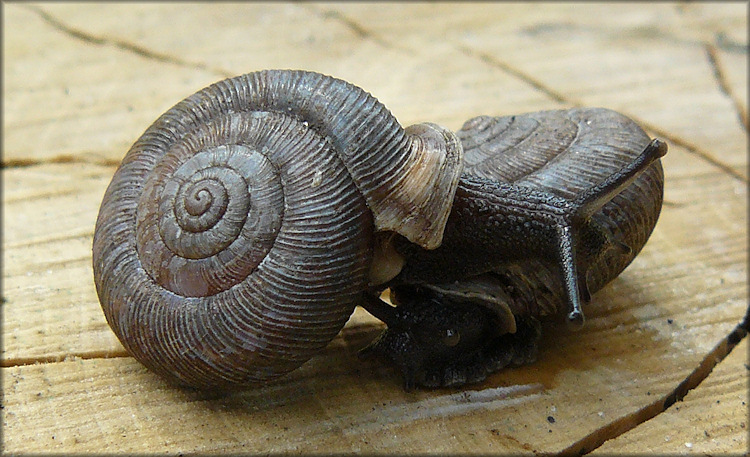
(593, 338, 748, 454)
(2, 2, 747, 454)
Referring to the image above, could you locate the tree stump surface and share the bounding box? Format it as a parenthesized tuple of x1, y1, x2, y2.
(3, 3, 747, 454)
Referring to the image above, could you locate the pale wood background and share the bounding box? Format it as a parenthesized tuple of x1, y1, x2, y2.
(3, 2, 747, 455)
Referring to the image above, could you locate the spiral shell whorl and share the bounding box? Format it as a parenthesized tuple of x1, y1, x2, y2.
(135, 108, 299, 294)
(95, 71, 453, 388)
(236, 70, 463, 249)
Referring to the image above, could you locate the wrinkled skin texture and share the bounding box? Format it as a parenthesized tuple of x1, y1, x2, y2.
(360, 109, 666, 390)
(361, 286, 542, 390)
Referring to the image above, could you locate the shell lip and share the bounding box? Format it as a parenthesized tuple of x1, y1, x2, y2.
(373, 122, 464, 250)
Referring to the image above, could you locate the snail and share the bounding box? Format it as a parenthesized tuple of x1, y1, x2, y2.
(92, 69, 666, 391)
(360, 113, 666, 389)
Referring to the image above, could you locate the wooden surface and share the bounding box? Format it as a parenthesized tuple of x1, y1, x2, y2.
(3, 2, 747, 455)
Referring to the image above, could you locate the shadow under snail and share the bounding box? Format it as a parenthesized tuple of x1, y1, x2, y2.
(92, 69, 667, 391)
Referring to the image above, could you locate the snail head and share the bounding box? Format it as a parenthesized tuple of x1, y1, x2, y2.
(359, 286, 507, 390)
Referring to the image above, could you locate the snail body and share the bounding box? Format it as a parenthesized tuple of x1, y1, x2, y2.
(93, 70, 666, 390)
(362, 110, 666, 389)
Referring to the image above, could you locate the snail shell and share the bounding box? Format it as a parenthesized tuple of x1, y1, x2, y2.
(92, 70, 462, 389)
(362, 108, 667, 388)
(393, 108, 665, 320)
(94, 70, 666, 391)
(456, 108, 664, 316)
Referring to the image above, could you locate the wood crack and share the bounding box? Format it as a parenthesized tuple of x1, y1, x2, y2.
(705, 42, 749, 132)
(300, 8, 748, 184)
(1, 350, 130, 368)
(560, 316, 749, 455)
(1, 155, 121, 169)
(22, 4, 234, 79)
(302, 5, 408, 53)
(4, 230, 94, 250)
(635, 122, 747, 182)
(457, 45, 748, 183)
(304, 4, 745, 186)
(457, 45, 569, 104)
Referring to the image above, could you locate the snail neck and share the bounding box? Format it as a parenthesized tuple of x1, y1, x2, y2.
(391, 138, 666, 328)
(395, 177, 591, 280)
(390, 177, 601, 330)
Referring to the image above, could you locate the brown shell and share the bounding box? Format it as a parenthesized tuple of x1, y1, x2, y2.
(92, 70, 462, 389)
(455, 108, 665, 319)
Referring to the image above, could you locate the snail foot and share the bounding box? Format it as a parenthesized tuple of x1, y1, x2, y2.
(491, 315, 542, 368)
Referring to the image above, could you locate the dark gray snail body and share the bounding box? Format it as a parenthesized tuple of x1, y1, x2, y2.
(362, 110, 666, 389)
(92, 69, 666, 390)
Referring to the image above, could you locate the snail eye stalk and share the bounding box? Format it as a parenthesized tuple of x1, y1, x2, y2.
(361, 293, 399, 328)
(556, 138, 668, 330)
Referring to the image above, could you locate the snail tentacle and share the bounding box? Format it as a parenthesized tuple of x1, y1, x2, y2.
(364, 108, 667, 388)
